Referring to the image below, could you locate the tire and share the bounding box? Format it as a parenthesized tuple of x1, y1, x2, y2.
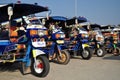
(31, 55, 50, 77)
(96, 47, 106, 57)
(113, 47, 120, 56)
(108, 48, 114, 53)
(57, 50, 70, 65)
(81, 47, 92, 60)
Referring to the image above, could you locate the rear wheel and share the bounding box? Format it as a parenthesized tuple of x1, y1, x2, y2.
(57, 50, 70, 65)
(31, 55, 50, 77)
(113, 47, 120, 56)
(81, 47, 92, 60)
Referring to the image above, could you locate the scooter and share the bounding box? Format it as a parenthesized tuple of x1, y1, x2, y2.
(0, 3, 50, 77)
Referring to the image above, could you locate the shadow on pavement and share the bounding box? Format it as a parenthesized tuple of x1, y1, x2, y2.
(0, 62, 21, 72)
(103, 55, 120, 60)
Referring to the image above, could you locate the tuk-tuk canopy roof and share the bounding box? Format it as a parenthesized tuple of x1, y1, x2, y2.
(100, 25, 113, 29)
(41, 16, 67, 28)
(40, 16, 68, 22)
(66, 16, 87, 26)
(0, 3, 49, 23)
(49, 16, 68, 21)
(81, 23, 101, 31)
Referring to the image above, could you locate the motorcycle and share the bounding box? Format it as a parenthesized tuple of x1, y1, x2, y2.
(0, 3, 50, 77)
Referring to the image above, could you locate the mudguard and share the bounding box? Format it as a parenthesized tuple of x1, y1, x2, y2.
(82, 44, 89, 49)
(32, 49, 46, 58)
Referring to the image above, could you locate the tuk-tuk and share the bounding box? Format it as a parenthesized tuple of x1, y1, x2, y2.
(65, 17, 92, 60)
(101, 25, 120, 56)
(0, 3, 50, 77)
(39, 16, 70, 65)
(82, 24, 106, 57)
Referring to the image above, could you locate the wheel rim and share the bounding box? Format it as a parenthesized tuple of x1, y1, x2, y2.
(58, 53, 66, 63)
(113, 48, 119, 55)
(34, 59, 44, 73)
(82, 50, 89, 58)
(97, 49, 103, 56)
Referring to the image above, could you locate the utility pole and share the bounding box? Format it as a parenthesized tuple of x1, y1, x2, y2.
(75, 0, 77, 17)
(75, 0, 78, 25)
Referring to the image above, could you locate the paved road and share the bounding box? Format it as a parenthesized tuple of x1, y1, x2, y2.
(0, 54, 120, 80)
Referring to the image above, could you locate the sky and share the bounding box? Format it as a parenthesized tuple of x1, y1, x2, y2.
(0, 0, 120, 25)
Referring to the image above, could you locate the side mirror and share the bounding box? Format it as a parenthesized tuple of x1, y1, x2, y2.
(8, 6, 13, 20)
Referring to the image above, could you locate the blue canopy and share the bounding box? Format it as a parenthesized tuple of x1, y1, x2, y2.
(43, 16, 68, 28)
(82, 24, 101, 31)
(50, 16, 68, 21)
(66, 16, 87, 25)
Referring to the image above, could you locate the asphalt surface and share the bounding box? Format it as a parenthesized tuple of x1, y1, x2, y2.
(0, 54, 120, 80)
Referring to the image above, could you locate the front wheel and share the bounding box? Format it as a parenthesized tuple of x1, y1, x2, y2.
(31, 55, 50, 77)
(96, 47, 106, 57)
(57, 50, 70, 65)
(81, 47, 92, 60)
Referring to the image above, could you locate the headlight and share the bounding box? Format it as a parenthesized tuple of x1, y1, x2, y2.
(97, 37, 104, 42)
(30, 29, 48, 36)
(69, 33, 73, 37)
(56, 40, 64, 44)
(85, 34, 88, 38)
(82, 34, 88, 38)
(38, 30, 48, 36)
(55, 33, 65, 39)
(30, 30, 38, 36)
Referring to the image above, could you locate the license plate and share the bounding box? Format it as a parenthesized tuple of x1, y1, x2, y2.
(32, 41, 46, 47)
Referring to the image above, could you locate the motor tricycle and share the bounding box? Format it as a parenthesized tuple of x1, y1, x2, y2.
(89, 38, 106, 57)
(100, 25, 120, 56)
(64, 17, 92, 60)
(88, 32, 106, 57)
(0, 3, 50, 77)
(39, 16, 70, 64)
(81, 23, 106, 57)
(104, 36, 120, 56)
(65, 27, 92, 60)
(40, 24, 70, 64)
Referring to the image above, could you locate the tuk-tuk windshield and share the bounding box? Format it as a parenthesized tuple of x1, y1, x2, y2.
(29, 19, 42, 25)
(93, 28, 102, 35)
(79, 27, 87, 31)
(93, 27, 100, 31)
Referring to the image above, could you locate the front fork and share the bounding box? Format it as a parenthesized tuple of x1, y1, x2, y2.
(21, 44, 40, 73)
(32, 48, 47, 67)
(57, 45, 62, 57)
(49, 43, 62, 56)
(23, 44, 43, 67)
